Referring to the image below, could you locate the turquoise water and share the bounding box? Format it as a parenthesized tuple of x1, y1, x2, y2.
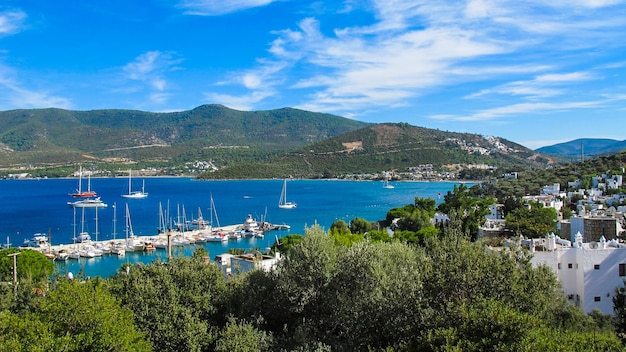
(0, 178, 461, 277)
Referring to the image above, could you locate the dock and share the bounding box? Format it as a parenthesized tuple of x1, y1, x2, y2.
(19, 220, 288, 261)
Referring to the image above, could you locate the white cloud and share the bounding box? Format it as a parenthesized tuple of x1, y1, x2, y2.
(204, 0, 626, 117)
(0, 64, 72, 109)
(429, 101, 602, 122)
(178, 0, 278, 16)
(468, 71, 596, 99)
(203, 90, 274, 111)
(122, 51, 183, 105)
(0, 10, 27, 36)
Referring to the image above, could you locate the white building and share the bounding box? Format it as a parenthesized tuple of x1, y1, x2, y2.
(530, 233, 626, 315)
(215, 251, 282, 277)
(522, 194, 564, 212)
(541, 183, 561, 196)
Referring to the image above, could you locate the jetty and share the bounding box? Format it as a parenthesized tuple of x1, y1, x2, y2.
(19, 219, 288, 261)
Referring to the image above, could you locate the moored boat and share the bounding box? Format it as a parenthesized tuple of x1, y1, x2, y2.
(278, 179, 297, 209)
(121, 169, 148, 199)
(68, 197, 108, 208)
(69, 166, 98, 198)
(21, 233, 49, 248)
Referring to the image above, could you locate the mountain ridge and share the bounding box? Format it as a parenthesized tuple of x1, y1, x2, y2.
(536, 138, 626, 159)
(0, 105, 554, 177)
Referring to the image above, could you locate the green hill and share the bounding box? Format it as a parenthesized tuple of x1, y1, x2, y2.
(536, 138, 626, 159)
(203, 123, 554, 179)
(0, 105, 369, 168)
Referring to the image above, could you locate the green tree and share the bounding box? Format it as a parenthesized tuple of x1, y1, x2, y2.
(613, 282, 626, 342)
(107, 256, 227, 352)
(437, 184, 494, 240)
(0, 249, 54, 283)
(329, 219, 350, 235)
(271, 233, 304, 255)
(348, 217, 372, 234)
(0, 310, 67, 351)
(214, 317, 273, 352)
(505, 202, 558, 238)
(38, 279, 151, 351)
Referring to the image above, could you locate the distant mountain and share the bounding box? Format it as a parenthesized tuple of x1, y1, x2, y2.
(0, 105, 369, 167)
(536, 138, 626, 159)
(205, 123, 554, 179)
(0, 106, 556, 177)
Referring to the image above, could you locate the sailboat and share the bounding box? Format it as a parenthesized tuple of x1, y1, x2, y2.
(69, 166, 97, 198)
(124, 203, 145, 252)
(202, 194, 227, 242)
(383, 172, 395, 189)
(278, 179, 297, 209)
(110, 203, 125, 256)
(121, 169, 148, 199)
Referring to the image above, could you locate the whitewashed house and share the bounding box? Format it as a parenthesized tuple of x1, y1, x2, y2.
(215, 251, 282, 277)
(530, 233, 626, 315)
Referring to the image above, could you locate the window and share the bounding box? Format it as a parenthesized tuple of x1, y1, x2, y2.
(620, 264, 626, 277)
(568, 263, 573, 269)
(594, 264, 601, 270)
(594, 296, 601, 302)
(558, 263, 561, 270)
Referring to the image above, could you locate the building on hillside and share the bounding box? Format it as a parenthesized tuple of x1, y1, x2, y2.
(478, 204, 506, 237)
(541, 183, 561, 196)
(561, 215, 623, 243)
(6, 173, 29, 179)
(522, 194, 564, 212)
(215, 251, 282, 277)
(529, 233, 626, 315)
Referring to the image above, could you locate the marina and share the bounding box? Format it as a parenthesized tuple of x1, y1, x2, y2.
(0, 177, 461, 277)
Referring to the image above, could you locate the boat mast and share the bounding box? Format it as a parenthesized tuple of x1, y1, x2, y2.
(128, 169, 132, 194)
(95, 206, 99, 242)
(111, 202, 117, 240)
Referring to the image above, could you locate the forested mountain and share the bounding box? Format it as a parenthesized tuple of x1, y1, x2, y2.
(536, 138, 626, 159)
(204, 123, 554, 179)
(0, 106, 555, 178)
(0, 105, 368, 167)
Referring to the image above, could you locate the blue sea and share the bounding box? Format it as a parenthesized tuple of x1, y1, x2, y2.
(0, 177, 462, 278)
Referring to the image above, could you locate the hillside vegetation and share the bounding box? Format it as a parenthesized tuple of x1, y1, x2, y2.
(0, 105, 368, 168)
(0, 106, 554, 178)
(202, 123, 553, 179)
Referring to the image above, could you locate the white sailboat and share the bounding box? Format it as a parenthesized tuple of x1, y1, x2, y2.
(124, 203, 145, 252)
(121, 169, 148, 199)
(202, 194, 227, 242)
(278, 179, 297, 209)
(383, 172, 395, 189)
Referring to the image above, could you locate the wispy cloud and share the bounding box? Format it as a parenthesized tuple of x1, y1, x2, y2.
(178, 0, 279, 16)
(0, 64, 72, 109)
(122, 51, 183, 104)
(208, 0, 625, 117)
(467, 71, 596, 100)
(203, 90, 275, 111)
(429, 101, 602, 122)
(0, 10, 27, 36)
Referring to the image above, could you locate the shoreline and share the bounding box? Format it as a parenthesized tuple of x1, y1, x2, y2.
(2, 176, 480, 184)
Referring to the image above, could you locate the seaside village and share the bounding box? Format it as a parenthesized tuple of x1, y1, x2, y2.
(12, 169, 626, 318)
(479, 171, 626, 316)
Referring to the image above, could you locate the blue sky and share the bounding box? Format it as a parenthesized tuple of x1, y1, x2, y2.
(1, 1, 625, 149)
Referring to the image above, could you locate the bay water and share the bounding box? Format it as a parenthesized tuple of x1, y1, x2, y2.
(0, 177, 461, 277)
